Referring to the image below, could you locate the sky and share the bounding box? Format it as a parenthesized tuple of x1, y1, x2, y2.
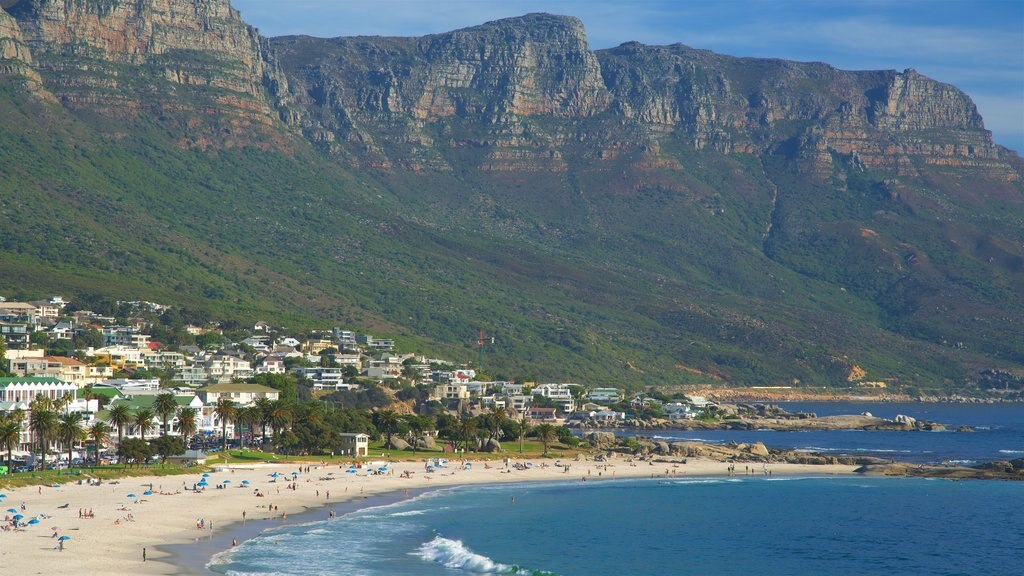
(232, 0, 1024, 153)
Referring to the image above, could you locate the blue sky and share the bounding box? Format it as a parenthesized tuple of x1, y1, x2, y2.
(232, 0, 1024, 153)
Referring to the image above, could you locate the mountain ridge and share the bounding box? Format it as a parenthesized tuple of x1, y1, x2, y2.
(0, 2, 1021, 393)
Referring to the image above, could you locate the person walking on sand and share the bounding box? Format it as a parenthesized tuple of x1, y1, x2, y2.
(143, 547, 146, 562)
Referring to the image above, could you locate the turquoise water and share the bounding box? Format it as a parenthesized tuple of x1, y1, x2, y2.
(625, 402, 1024, 465)
(211, 476, 1024, 575)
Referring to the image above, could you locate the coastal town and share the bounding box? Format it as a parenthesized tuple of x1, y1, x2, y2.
(2, 294, 749, 469)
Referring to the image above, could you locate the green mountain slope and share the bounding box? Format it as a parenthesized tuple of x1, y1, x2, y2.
(0, 4, 1021, 393)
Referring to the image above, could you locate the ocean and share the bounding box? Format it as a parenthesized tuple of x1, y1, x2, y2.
(209, 403, 1024, 576)
(211, 477, 1024, 576)
(629, 402, 1024, 465)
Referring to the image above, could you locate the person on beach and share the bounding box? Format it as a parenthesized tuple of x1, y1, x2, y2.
(143, 547, 146, 562)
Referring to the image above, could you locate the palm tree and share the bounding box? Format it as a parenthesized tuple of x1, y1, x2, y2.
(457, 416, 478, 452)
(153, 392, 178, 437)
(176, 407, 198, 445)
(214, 397, 236, 452)
(254, 397, 273, 445)
(517, 412, 531, 454)
(86, 422, 111, 465)
(29, 403, 58, 469)
(374, 409, 400, 449)
(108, 404, 132, 445)
(57, 412, 84, 467)
(268, 399, 293, 439)
(0, 419, 21, 471)
(532, 423, 557, 456)
(237, 406, 261, 449)
(133, 409, 155, 442)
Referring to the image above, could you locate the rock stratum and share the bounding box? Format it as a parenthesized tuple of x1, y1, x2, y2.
(0, 2, 1022, 390)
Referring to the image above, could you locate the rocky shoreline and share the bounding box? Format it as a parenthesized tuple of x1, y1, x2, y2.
(581, 432, 1023, 481)
(571, 404, 970, 432)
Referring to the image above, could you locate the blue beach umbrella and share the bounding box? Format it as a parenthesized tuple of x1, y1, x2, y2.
(6, 508, 17, 513)
(222, 479, 231, 483)
(12, 514, 23, 520)
(345, 469, 357, 474)
(270, 472, 279, 477)
(202, 473, 210, 477)
(241, 480, 249, 485)
(143, 491, 153, 496)
(58, 535, 70, 541)
(127, 493, 137, 498)
(27, 518, 39, 525)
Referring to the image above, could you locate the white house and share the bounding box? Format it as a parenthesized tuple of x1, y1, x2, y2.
(337, 433, 369, 457)
(197, 383, 280, 406)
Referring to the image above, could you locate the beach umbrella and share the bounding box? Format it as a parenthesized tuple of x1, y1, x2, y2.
(347, 465, 356, 469)
(241, 480, 249, 485)
(143, 491, 153, 496)
(127, 493, 137, 498)
(58, 536, 70, 541)
(12, 514, 23, 520)
(27, 518, 39, 525)
(6, 508, 17, 513)
(270, 472, 279, 477)
(202, 473, 210, 477)
(345, 469, 357, 474)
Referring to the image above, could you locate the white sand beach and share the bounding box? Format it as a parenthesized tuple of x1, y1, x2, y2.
(0, 457, 857, 574)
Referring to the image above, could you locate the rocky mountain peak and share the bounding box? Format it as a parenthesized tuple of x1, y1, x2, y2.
(5, 0, 289, 149)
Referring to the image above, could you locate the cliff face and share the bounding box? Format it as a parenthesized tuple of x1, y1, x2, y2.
(0, 6, 53, 99)
(5, 0, 288, 148)
(272, 14, 1016, 179)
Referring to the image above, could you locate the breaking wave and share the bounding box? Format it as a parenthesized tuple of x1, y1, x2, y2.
(414, 535, 554, 575)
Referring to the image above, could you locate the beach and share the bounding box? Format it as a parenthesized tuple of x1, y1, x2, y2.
(0, 457, 857, 575)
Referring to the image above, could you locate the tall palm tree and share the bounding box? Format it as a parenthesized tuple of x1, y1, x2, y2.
(0, 419, 21, 471)
(108, 404, 132, 445)
(237, 406, 261, 449)
(457, 416, 478, 452)
(176, 407, 198, 445)
(490, 407, 508, 443)
(153, 392, 178, 437)
(532, 423, 557, 456)
(254, 397, 273, 445)
(86, 422, 111, 465)
(214, 397, 236, 452)
(57, 412, 84, 467)
(517, 412, 531, 454)
(29, 403, 58, 469)
(133, 409, 155, 442)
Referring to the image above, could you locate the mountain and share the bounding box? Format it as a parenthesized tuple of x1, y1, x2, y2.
(1, 2, 1021, 393)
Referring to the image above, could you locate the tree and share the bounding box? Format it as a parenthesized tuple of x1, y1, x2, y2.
(57, 412, 84, 467)
(532, 423, 558, 456)
(153, 393, 178, 436)
(29, 401, 57, 469)
(0, 419, 21, 471)
(108, 404, 132, 445)
(254, 397, 273, 444)
(214, 397, 236, 452)
(133, 409, 155, 442)
(457, 416, 478, 452)
(86, 422, 111, 465)
(73, 328, 103, 349)
(517, 412, 531, 454)
(236, 406, 261, 449)
(149, 436, 185, 463)
(268, 399, 293, 439)
(0, 337, 9, 377)
(117, 438, 153, 468)
(176, 407, 198, 444)
(373, 409, 400, 449)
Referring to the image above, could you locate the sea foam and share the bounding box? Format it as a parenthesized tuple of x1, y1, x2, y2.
(414, 535, 550, 574)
